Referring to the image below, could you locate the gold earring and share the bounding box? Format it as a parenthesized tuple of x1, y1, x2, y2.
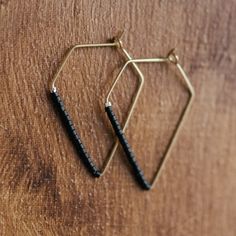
(105, 49, 195, 190)
(50, 32, 144, 177)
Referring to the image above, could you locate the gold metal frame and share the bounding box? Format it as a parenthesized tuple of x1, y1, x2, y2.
(105, 49, 195, 189)
(50, 33, 144, 176)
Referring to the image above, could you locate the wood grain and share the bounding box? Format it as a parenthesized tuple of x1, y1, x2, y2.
(0, 0, 236, 235)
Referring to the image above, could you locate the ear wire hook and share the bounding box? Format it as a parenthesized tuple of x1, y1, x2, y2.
(105, 49, 195, 189)
(50, 32, 144, 177)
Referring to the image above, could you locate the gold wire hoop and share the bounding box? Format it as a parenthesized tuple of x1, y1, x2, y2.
(105, 49, 195, 189)
(50, 33, 144, 176)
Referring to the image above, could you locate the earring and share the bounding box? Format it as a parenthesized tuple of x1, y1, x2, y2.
(105, 49, 195, 190)
(50, 32, 144, 177)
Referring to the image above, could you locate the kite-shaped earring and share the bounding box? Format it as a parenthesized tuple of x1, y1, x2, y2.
(50, 33, 144, 177)
(105, 49, 195, 190)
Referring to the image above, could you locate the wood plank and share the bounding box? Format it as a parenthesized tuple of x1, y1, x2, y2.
(0, 0, 235, 235)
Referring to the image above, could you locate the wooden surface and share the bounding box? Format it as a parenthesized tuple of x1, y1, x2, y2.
(0, 0, 236, 235)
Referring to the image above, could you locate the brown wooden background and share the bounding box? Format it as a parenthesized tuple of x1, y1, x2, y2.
(0, 0, 236, 235)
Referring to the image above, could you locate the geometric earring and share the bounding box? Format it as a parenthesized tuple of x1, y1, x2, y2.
(50, 33, 144, 177)
(105, 49, 195, 189)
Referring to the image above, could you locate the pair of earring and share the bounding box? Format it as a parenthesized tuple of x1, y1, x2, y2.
(50, 33, 195, 190)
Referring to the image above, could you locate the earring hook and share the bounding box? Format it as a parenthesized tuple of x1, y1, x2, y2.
(167, 48, 179, 64)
